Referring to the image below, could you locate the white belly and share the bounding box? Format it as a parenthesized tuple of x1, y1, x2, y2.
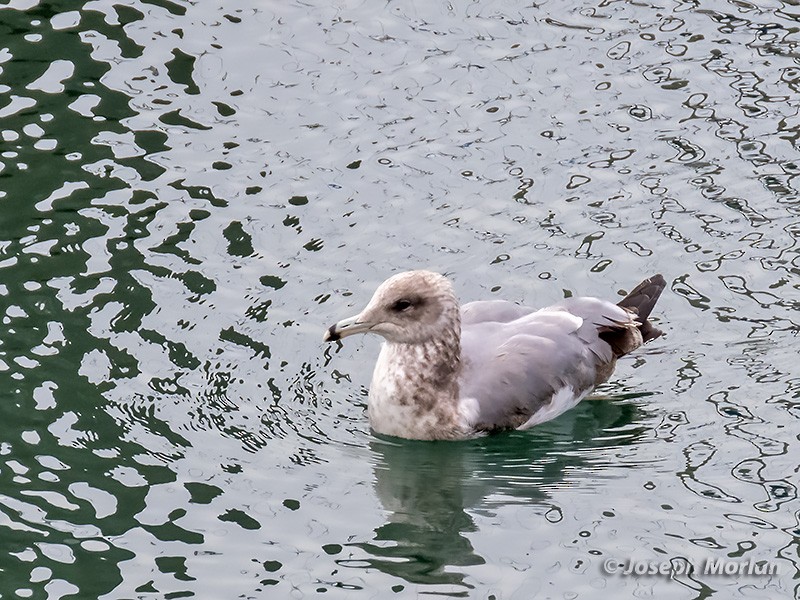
(517, 386, 589, 429)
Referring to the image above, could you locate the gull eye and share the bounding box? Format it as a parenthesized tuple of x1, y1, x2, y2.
(390, 298, 414, 312)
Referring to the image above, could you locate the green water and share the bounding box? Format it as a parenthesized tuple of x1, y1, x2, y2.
(0, 0, 798, 598)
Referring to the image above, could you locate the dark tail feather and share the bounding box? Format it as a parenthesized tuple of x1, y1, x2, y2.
(617, 274, 666, 343)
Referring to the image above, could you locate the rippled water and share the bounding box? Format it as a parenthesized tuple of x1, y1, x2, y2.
(1, 0, 798, 598)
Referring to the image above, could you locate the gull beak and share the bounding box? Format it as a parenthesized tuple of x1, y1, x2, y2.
(323, 313, 373, 342)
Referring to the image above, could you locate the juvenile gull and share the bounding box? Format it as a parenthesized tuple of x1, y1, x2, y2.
(324, 271, 666, 440)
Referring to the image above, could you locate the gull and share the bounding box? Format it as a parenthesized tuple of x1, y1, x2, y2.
(324, 270, 666, 440)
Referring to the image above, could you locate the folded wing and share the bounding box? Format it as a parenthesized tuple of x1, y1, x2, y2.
(458, 296, 643, 431)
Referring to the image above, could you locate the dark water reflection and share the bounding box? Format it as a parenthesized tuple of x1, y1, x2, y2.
(0, 0, 798, 598)
(354, 400, 648, 591)
(0, 4, 174, 598)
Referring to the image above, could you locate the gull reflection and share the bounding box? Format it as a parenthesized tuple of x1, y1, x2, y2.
(346, 397, 650, 592)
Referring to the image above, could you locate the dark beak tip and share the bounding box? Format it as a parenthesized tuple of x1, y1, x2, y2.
(324, 324, 340, 343)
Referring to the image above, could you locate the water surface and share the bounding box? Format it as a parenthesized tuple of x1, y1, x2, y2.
(0, 0, 798, 598)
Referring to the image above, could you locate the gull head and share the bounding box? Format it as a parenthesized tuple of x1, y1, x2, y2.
(323, 270, 459, 345)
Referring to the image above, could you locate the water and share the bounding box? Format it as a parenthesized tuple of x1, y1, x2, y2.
(0, 0, 798, 598)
